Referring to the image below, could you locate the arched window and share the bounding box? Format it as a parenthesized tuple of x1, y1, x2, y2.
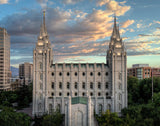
(82, 82, 85, 89)
(99, 104, 103, 114)
(67, 72, 70, 76)
(67, 82, 70, 89)
(75, 82, 77, 89)
(59, 82, 62, 89)
(75, 92, 77, 96)
(90, 72, 93, 76)
(98, 72, 101, 76)
(105, 82, 108, 89)
(90, 92, 93, 96)
(98, 82, 101, 89)
(40, 62, 42, 69)
(90, 82, 93, 89)
(59, 72, 62, 76)
(51, 82, 54, 89)
(82, 92, 85, 96)
(51, 72, 54, 76)
(98, 92, 101, 96)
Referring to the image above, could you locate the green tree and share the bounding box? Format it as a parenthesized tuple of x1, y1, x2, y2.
(96, 110, 123, 126)
(0, 107, 31, 126)
(41, 109, 64, 126)
(127, 76, 139, 105)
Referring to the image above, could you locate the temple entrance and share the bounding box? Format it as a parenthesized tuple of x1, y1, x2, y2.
(77, 111, 83, 126)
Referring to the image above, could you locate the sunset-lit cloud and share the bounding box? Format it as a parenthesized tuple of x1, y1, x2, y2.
(121, 20, 134, 28)
(0, 0, 159, 67)
(0, 0, 8, 4)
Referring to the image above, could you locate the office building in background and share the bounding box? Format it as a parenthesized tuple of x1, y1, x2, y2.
(19, 62, 33, 85)
(0, 27, 11, 91)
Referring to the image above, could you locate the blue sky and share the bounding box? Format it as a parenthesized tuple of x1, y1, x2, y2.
(0, 0, 160, 68)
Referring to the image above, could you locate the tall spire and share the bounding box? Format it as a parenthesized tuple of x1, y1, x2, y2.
(39, 10, 48, 38)
(43, 10, 47, 34)
(111, 15, 120, 40)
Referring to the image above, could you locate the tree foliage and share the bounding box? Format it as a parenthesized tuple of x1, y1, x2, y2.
(97, 76, 160, 126)
(34, 109, 64, 126)
(0, 107, 31, 126)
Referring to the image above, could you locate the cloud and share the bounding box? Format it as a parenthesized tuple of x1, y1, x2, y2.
(36, 0, 49, 9)
(0, 0, 8, 4)
(61, 0, 83, 4)
(137, 23, 142, 28)
(154, 20, 160, 24)
(121, 20, 134, 28)
(97, 0, 131, 16)
(97, 0, 110, 6)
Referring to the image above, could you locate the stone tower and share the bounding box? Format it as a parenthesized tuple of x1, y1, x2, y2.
(107, 16, 127, 113)
(32, 11, 53, 115)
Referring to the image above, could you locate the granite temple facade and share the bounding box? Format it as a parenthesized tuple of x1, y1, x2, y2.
(32, 11, 127, 126)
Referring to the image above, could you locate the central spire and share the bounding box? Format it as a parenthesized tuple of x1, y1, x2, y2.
(111, 15, 120, 40)
(39, 10, 48, 38)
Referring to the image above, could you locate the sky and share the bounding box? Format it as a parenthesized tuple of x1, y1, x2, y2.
(0, 0, 160, 68)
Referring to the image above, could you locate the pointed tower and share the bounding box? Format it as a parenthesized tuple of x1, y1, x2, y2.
(33, 11, 53, 116)
(107, 16, 127, 113)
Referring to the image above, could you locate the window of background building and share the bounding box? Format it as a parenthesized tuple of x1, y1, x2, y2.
(75, 92, 77, 96)
(52, 72, 54, 76)
(75, 72, 77, 76)
(98, 72, 101, 76)
(59, 92, 62, 96)
(106, 72, 108, 76)
(90, 92, 93, 96)
(90, 72, 93, 76)
(82, 72, 85, 76)
(51, 92, 54, 96)
(82, 92, 85, 96)
(67, 92, 70, 96)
